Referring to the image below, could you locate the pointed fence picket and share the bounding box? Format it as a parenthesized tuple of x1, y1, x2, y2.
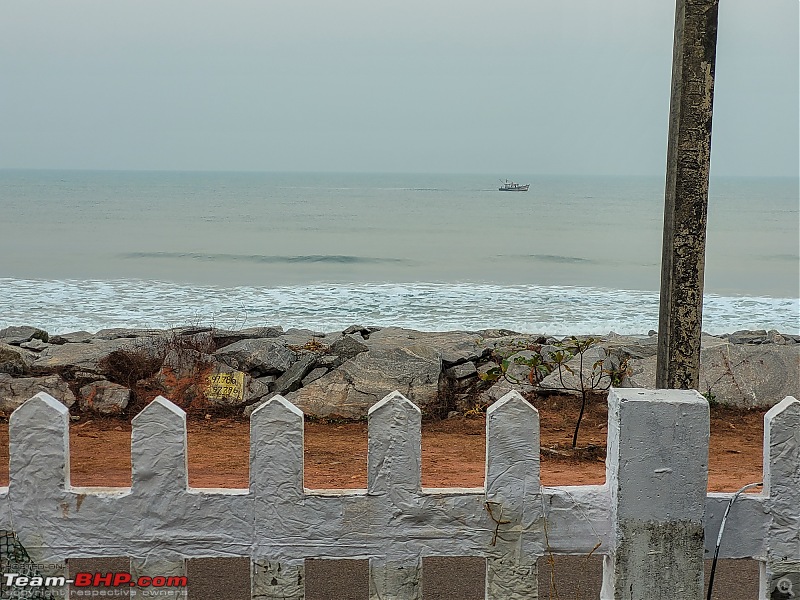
(1, 389, 797, 599)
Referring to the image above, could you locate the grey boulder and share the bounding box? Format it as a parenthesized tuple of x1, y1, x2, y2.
(272, 354, 318, 396)
(34, 338, 145, 373)
(79, 380, 130, 415)
(214, 339, 295, 377)
(626, 341, 800, 408)
(0, 343, 36, 375)
(0, 325, 48, 345)
(364, 327, 487, 365)
(0, 374, 75, 415)
(291, 343, 441, 419)
(49, 331, 94, 344)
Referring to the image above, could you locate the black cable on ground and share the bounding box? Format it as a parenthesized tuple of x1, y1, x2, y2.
(706, 481, 763, 600)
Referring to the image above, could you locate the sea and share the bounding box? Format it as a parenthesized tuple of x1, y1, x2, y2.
(1, 170, 798, 336)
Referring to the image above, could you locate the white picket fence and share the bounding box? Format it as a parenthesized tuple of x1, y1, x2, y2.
(2, 388, 798, 599)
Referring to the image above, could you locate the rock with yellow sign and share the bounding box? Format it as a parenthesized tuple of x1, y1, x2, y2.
(206, 371, 245, 404)
(204, 366, 271, 407)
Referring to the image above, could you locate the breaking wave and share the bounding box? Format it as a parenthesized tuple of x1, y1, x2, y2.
(1, 278, 797, 336)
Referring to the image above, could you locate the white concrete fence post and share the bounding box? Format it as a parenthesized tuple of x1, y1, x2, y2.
(367, 391, 423, 600)
(8, 392, 71, 580)
(130, 396, 190, 599)
(484, 391, 541, 599)
(760, 396, 800, 599)
(601, 388, 710, 599)
(251, 395, 306, 600)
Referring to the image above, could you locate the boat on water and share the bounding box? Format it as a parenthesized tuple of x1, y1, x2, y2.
(498, 179, 529, 192)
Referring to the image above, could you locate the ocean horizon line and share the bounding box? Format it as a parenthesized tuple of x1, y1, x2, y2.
(1, 167, 797, 181)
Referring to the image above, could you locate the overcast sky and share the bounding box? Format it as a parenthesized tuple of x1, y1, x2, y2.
(1, 0, 797, 176)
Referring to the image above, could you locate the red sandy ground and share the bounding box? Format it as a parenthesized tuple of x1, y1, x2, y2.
(0, 395, 767, 492)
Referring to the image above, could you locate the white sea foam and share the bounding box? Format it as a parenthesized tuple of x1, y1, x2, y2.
(1, 278, 797, 336)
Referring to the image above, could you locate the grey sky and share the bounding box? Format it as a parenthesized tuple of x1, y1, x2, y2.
(1, 0, 797, 176)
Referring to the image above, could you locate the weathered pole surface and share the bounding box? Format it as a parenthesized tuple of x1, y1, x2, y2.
(656, 0, 719, 390)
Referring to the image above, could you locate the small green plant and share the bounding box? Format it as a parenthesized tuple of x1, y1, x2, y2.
(477, 336, 631, 449)
(478, 341, 552, 386)
(517, 352, 552, 385)
(548, 337, 630, 449)
(478, 355, 515, 384)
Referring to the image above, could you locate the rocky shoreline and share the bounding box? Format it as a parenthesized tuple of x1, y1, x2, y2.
(1, 324, 798, 419)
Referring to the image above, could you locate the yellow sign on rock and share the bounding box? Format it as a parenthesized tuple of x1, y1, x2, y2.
(206, 371, 245, 403)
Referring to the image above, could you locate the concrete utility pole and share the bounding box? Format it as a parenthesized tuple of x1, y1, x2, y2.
(656, 0, 719, 390)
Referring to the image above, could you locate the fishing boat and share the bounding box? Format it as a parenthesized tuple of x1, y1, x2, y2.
(498, 179, 529, 192)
